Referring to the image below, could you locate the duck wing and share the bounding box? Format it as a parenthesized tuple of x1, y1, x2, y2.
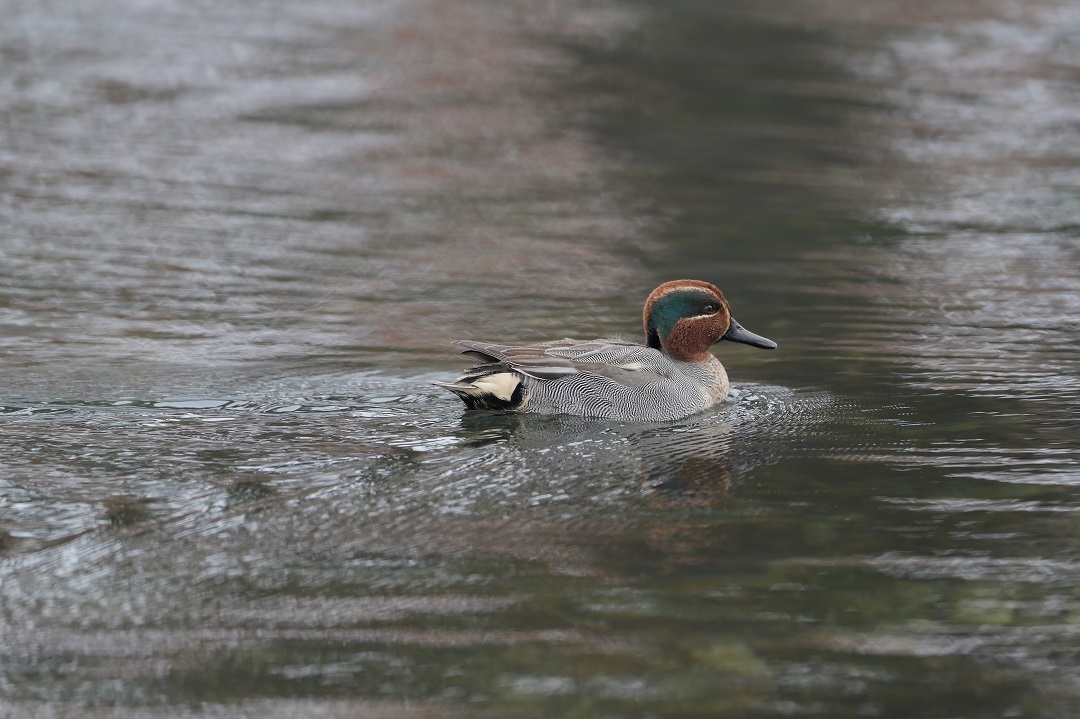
(452, 339, 671, 389)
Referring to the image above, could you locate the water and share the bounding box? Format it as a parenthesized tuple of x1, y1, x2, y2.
(2, 0, 1080, 717)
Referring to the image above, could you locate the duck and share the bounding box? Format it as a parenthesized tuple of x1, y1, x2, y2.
(434, 279, 776, 421)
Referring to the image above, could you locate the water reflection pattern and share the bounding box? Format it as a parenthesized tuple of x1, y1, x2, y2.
(2, 0, 1080, 717)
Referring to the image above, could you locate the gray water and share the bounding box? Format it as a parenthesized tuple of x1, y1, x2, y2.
(2, 0, 1080, 717)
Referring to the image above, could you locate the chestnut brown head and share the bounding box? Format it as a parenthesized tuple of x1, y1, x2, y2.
(642, 280, 776, 362)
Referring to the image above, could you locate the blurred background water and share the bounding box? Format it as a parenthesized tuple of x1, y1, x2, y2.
(2, 0, 1079, 717)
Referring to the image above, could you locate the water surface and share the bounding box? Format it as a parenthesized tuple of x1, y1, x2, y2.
(2, 0, 1080, 717)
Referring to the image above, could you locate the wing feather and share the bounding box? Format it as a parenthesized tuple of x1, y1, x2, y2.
(448, 338, 675, 391)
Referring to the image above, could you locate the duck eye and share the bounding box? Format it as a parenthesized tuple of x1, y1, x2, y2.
(702, 304, 717, 314)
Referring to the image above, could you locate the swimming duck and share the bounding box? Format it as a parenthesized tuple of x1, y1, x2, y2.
(434, 280, 776, 421)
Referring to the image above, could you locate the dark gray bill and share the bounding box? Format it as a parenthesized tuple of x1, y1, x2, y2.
(722, 318, 777, 349)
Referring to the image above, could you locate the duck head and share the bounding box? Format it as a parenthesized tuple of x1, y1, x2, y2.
(643, 280, 777, 362)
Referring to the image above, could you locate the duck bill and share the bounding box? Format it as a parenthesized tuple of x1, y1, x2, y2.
(722, 318, 777, 349)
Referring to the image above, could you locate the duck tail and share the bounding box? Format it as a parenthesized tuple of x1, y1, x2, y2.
(433, 369, 525, 411)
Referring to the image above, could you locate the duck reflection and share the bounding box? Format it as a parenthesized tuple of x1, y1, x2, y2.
(453, 404, 739, 508)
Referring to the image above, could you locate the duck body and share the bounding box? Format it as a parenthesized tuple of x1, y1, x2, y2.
(439, 337, 731, 422)
(435, 280, 776, 422)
